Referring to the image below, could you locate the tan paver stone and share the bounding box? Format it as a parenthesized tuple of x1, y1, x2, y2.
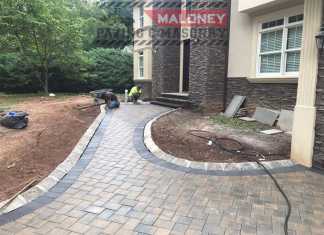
(15, 227, 38, 235)
(90, 218, 111, 229)
(48, 228, 71, 235)
(155, 228, 171, 235)
(1, 105, 324, 235)
(115, 229, 134, 235)
(103, 222, 122, 234)
(185, 229, 202, 235)
(69, 222, 91, 234)
(122, 218, 141, 230)
(58, 217, 78, 229)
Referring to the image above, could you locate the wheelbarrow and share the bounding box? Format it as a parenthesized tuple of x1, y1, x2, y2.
(77, 89, 114, 110)
(89, 89, 113, 104)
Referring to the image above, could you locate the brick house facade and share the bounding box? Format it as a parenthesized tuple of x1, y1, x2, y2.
(133, 0, 324, 168)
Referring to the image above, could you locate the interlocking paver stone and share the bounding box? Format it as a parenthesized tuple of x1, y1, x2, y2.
(83, 206, 105, 214)
(0, 104, 323, 235)
(135, 223, 157, 234)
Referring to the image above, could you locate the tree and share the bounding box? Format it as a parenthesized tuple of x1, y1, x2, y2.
(0, 0, 84, 94)
(99, 0, 133, 48)
(71, 0, 133, 50)
(86, 48, 133, 92)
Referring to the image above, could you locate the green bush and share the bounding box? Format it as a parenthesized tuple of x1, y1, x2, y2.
(86, 48, 134, 93)
(0, 48, 134, 94)
(0, 53, 42, 93)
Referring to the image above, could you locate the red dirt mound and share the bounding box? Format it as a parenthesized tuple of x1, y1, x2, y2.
(0, 96, 99, 201)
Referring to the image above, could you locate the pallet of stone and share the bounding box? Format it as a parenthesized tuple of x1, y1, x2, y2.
(239, 117, 256, 122)
(235, 108, 248, 117)
(253, 107, 280, 126)
(260, 129, 284, 135)
(224, 95, 246, 118)
(277, 110, 294, 132)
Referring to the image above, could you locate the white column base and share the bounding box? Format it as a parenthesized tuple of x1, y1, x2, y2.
(291, 105, 316, 167)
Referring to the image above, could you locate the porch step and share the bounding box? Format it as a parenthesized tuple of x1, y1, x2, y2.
(151, 94, 192, 109)
(161, 93, 189, 100)
(151, 101, 183, 108)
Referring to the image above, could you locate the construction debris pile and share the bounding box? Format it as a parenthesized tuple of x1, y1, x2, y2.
(224, 95, 294, 135)
(0, 111, 29, 129)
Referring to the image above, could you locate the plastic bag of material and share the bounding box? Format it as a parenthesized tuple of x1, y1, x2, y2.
(0, 111, 29, 129)
(108, 100, 120, 109)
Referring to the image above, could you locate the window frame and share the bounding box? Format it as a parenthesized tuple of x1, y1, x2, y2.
(256, 14, 303, 78)
(139, 51, 144, 79)
(139, 6, 144, 28)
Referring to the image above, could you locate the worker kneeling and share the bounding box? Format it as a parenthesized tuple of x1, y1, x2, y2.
(129, 85, 142, 104)
(101, 91, 120, 110)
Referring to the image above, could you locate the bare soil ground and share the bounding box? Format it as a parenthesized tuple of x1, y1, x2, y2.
(152, 109, 291, 163)
(0, 96, 99, 201)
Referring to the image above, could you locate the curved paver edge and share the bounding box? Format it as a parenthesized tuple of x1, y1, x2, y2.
(134, 109, 307, 176)
(0, 105, 107, 216)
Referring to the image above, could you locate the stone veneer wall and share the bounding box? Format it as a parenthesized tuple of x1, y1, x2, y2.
(227, 78, 298, 113)
(189, 29, 228, 112)
(188, 1, 229, 112)
(314, 53, 324, 164)
(151, 34, 180, 98)
(152, 41, 180, 98)
(134, 80, 152, 101)
(151, 0, 181, 98)
(313, 4, 324, 166)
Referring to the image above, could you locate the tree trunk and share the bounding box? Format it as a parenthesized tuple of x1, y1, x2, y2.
(41, 66, 49, 94)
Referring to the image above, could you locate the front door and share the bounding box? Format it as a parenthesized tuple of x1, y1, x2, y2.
(182, 39, 190, 92)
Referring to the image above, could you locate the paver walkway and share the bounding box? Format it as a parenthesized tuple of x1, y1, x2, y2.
(0, 104, 324, 235)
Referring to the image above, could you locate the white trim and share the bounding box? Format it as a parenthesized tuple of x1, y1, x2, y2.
(247, 77, 298, 84)
(179, 41, 184, 93)
(138, 51, 144, 79)
(256, 13, 303, 78)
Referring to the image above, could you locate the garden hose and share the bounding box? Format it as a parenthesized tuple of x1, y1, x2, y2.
(188, 130, 291, 235)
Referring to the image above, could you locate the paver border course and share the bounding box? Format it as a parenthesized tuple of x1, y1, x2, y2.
(135, 108, 307, 176)
(0, 106, 112, 224)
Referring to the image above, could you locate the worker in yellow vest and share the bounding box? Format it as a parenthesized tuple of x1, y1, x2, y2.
(129, 85, 142, 104)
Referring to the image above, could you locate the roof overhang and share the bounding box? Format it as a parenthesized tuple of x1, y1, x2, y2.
(238, 0, 304, 14)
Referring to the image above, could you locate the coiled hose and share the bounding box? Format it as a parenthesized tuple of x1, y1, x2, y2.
(188, 130, 291, 235)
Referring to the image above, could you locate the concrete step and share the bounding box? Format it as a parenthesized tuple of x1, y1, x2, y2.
(156, 97, 191, 106)
(161, 93, 189, 100)
(152, 95, 192, 109)
(150, 101, 183, 108)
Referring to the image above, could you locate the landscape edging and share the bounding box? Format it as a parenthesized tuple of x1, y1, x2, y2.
(143, 109, 302, 174)
(0, 105, 106, 215)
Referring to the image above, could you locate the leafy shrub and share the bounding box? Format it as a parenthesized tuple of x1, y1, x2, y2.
(86, 48, 134, 93)
(0, 53, 42, 93)
(0, 48, 134, 94)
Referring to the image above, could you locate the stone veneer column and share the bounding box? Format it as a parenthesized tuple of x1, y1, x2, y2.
(151, 27, 181, 98)
(291, 0, 323, 167)
(151, 0, 181, 98)
(188, 0, 229, 112)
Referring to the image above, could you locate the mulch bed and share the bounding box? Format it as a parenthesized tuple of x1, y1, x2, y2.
(151, 109, 291, 163)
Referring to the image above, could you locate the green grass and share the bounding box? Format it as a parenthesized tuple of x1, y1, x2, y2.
(0, 93, 79, 112)
(210, 115, 269, 132)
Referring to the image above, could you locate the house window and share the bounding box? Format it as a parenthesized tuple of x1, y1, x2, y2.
(139, 6, 144, 28)
(258, 14, 303, 76)
(139, 51, 144, 78)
